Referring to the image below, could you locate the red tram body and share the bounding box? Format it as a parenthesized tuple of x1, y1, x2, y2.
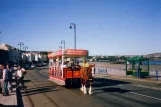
(48, 49, 90, 86)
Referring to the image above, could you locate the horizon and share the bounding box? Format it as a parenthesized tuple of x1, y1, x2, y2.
(0, 0, 160, 55)
(1, 42, 160, 56)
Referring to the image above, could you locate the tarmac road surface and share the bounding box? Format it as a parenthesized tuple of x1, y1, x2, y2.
(20, 67, 161, 107)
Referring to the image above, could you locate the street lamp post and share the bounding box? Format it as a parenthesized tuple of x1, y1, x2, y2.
(61, 40, 65, 49)
(17, 42, 24, 64)
(59, 45, 62, 49)
(69, 23, 77, 86)
(69, 23, 76, 50)
(18, 42, 24, 51)
(0, 32, 2, 43)
(60, 40, 65, 79)
(23, 46, 28, 51)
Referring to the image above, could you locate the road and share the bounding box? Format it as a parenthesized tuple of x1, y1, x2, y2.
(20, 67, 161, 107)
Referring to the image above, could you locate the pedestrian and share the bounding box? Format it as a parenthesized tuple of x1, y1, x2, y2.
(16, 66, 26, 90)
(6, 64, 13, 92)
(0, 64, 3, 93)
(2, 64, 9, 96)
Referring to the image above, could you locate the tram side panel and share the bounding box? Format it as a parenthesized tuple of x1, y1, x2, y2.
(64, 68, 81, 87)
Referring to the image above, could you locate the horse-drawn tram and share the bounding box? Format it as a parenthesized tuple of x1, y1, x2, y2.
(48, 49, 95, 94)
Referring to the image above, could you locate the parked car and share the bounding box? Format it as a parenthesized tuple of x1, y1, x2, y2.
(25, 64, 31, 70)
(31, 64, 36, 69)
(13, 64, 18, 71)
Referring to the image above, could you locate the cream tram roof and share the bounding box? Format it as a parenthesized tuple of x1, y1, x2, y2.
(48, 49, 88, 58)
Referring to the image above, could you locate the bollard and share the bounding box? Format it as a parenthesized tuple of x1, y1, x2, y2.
(156, 70, 158, 80)
(106, 68, 107, 75)
(138, 68, 140, 78)
(98, 68, 100, 74)
(137, 69, 139, 78)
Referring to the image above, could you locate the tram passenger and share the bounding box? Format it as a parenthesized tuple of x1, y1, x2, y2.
(82, 60, 89, 67)
(76, 62, 81, 69)
(61, 62, 68, 68)
(68, 59, 75, 68)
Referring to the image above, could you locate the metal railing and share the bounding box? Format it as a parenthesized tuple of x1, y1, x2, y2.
(95, 67, 161, 80)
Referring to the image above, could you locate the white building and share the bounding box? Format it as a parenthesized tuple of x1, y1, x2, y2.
(22, 52, 48, 62)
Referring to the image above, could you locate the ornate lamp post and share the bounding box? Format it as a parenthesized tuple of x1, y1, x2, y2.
(69, 23, 76, 50)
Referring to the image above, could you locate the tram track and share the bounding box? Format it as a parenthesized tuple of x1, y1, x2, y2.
(30, 79, 60, 107)
(24, 69, 60, 107)
(24, 88, 35, 107)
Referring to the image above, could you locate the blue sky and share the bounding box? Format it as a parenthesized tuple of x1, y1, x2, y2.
(0, 0, 160, 55)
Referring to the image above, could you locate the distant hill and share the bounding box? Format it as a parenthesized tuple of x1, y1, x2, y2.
(145, 52, 161, 57)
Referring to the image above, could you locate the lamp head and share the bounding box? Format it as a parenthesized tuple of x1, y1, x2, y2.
(69, 25, 72, 29)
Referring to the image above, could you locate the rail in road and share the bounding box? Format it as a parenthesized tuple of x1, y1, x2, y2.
(20, 67, 161, 107)
(22, 70, 60, 107)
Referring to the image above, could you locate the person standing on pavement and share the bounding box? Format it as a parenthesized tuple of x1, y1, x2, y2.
(6, 64, 13, 92)
(2, 64, 9, 96)
(0, 64, 3, 93)
(16, 66, 26, 90)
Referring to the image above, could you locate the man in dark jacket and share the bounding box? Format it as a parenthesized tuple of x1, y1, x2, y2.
(0, 64, 3, 93)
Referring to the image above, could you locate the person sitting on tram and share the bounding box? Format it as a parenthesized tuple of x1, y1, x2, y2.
(68, 59, 75, 68)
(82, 59, 89, 67)
(61, 62, 67, 68)
(76, 62, 81, 69)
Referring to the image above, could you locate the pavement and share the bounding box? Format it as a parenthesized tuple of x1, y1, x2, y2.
(0, 92, 17, 107)
(0, 74, 17, 107)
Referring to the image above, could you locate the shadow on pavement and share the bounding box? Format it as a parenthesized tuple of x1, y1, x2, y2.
(92, 78, 130, 88)
(149, 103, 161, 107)
(22, 85, 57, 96)
(23, 80, 31, 83)
(0, 104, 16, 107)
(92, 87, 130, 95)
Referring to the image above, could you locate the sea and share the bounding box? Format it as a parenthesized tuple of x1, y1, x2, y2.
(149, 61, 161, 65)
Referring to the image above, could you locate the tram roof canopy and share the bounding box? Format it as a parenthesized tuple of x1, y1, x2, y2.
(126, 56, 148, 61)
(48, 49, 88, 58)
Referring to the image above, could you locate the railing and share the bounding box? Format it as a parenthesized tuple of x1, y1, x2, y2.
(95, 67, 126, 76)
(95, 67, 161, 80)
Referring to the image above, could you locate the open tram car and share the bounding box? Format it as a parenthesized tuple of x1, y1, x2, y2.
(48, 49, 94, 87)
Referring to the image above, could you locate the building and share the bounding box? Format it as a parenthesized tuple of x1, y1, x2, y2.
(0, 43, 21, 64)
(22, 51, 48, 62)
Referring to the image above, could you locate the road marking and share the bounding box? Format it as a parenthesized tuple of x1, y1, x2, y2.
(129, 91, 161, 101)
(133, 84, 161, 91)
(95, 74, 161, 83)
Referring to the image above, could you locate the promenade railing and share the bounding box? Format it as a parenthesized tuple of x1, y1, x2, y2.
(95, 67, 161, 80)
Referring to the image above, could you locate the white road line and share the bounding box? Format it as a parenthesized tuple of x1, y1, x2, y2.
(133, 84, 161, 91)
(129, 92, 161, 101)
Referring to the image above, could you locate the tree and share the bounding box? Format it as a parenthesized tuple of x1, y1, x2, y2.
(120, 56, 127, 60)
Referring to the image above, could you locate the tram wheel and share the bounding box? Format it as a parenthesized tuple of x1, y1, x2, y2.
(65, 79, 71, 88)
